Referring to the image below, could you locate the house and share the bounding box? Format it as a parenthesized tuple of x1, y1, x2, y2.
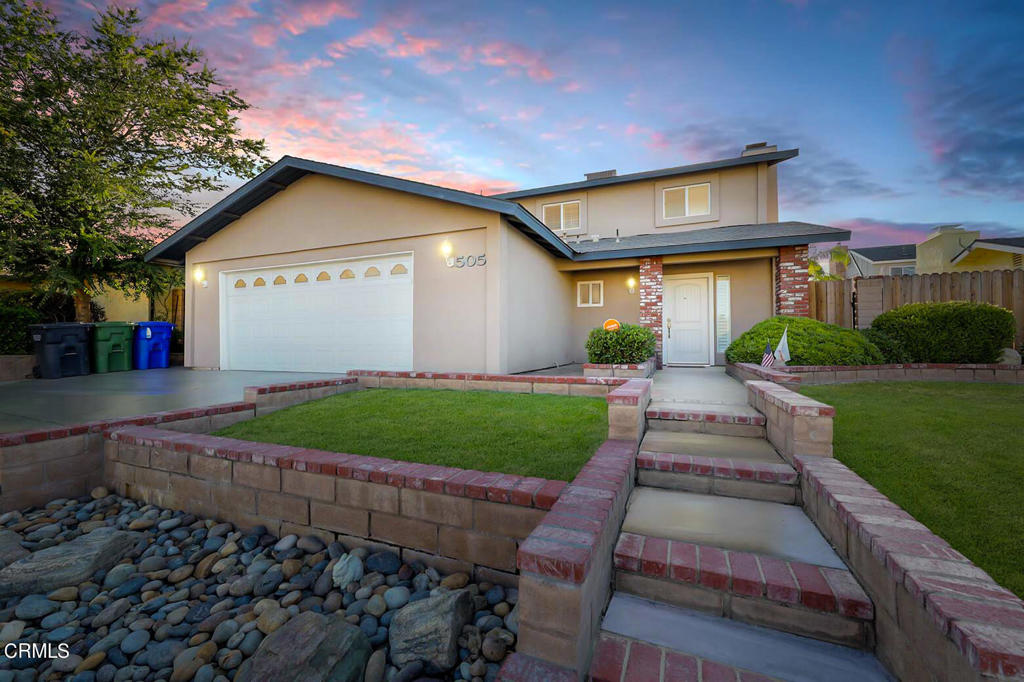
(145, 142, 849, 373)
(849, 226, 1024, 278)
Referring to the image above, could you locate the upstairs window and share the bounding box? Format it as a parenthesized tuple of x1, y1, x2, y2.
(542, 200, 582, 234)
(663, 183, 711, 219)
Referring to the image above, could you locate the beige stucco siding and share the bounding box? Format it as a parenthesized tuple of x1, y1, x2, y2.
(569, 268, 642, 362)
(503, 222, 574, 372)
(184, 174, 499, 372)
(517, 164, 774, 239)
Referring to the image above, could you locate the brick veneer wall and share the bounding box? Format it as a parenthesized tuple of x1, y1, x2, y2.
(726, 362, 803, 387)
(638, 257, 664, 367)
(744, 380, 833, 461)
(776, 245, 810, 316)
(514, 439, 637, 675)
(348, 370, 624, 397)
(796, 453, 1024, 680)
(729, 362, 1024, 386)
(605, 379, 651, 444)
(105, 426, 565, 582)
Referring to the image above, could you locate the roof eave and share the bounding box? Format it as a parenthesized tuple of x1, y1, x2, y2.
(572, 230, 851, 261)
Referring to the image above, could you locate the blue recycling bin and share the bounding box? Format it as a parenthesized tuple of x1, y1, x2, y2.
(133, 321, 175, 369)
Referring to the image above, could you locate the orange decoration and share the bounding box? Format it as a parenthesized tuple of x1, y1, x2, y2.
(603, 318, 621, 332)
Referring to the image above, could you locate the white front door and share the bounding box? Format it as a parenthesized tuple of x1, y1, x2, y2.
(663, 276, 712, 365)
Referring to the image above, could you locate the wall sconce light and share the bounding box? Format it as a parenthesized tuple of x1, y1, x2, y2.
(440, 240, 453, 259)
(626, 276, 637, 294)
(193, 266, 208, 288)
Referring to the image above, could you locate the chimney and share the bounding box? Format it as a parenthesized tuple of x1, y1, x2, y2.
(741, 141, 778, 157)
(585, 169, 617, 181)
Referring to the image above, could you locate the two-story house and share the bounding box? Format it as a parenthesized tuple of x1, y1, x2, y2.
(145, 143, 848, 373)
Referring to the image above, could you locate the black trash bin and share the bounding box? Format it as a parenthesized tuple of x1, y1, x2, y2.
(29, 323, 92, 379)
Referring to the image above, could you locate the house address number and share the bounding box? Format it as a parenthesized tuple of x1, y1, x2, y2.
(446, 254, 486, 268)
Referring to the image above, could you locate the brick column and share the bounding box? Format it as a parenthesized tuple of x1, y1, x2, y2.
(775, 245, 810, 316)
(638, 257, 664, 367)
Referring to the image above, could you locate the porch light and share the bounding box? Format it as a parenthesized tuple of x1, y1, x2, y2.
(626, 277, 637, 294)
(193, 266, 208, 288)
(440, 240, 453, 259)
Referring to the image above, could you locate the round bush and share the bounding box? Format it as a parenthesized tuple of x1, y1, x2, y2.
(859, 328, 910, 364)
(725, 316, 884, 366)
(870, 302, 1015, 364)
(585, 324, 657, 364)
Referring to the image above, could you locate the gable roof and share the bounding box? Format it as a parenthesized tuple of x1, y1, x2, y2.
(850, 244, 917, 262)
(951, 236, 1024, 264)
(977, 237, 1024, 249)
(490, 148, 799, 200)
(145, 155, 848, 265)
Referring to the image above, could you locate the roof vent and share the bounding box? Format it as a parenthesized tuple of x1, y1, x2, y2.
(741, 142, 778, 157)
(585, 169, 617, 181)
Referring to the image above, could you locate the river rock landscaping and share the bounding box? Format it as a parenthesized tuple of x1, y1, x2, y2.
(0, 489, 518, 682)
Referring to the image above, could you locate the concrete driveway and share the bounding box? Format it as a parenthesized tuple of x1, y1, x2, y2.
(0, 367, 344, 433)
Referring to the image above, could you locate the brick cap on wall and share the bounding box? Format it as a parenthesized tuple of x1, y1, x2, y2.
(348, 369, 627, 386)
(106, 425, 566, 511)
(244, 377, 357, 394)
(606, 379, 652, 406)
(745, 380, 835, 417)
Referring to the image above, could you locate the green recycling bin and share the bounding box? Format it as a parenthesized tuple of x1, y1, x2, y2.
(92, 322, 135, 373)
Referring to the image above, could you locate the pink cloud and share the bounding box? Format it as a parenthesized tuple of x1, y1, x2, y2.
(146, 0, 209, 30)
(346, 25, 396, 50)
(278, 0, 358, 35)
(477, 41, 554, 81)
(388, 35, 442, 58)
(560, 81, 583, 93)
(251, 24, 278, 47)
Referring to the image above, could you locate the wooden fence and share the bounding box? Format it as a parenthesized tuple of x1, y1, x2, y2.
(809, 270, 1024, 345)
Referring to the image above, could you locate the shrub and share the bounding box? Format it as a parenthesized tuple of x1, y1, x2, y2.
(870, 302, 1015, 363)
(586, 324, 657, 364)
(860, 328, 910, 364)
(0, 297, 41, 354)
(725, 316, 884, 366)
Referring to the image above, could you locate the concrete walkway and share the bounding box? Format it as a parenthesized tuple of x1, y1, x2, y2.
(651, 367, 749, 406)
(0, 368, 343, 433)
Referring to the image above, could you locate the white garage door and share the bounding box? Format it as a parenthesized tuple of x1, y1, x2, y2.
(221, 253, 413, 372)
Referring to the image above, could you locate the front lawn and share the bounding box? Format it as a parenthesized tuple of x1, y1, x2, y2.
(801, 382, 1024, 597)
(214, 388, 608, 481)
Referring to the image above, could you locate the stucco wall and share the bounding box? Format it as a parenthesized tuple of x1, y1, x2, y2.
(569, 268, 642, 362)
(504, 223, 574, 373)
(515, 164, 770, 239)
(94, 288, 150, 322)
(184, 174, 499, 372)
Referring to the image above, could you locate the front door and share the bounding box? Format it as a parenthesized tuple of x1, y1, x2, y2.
(663, 276, 711, 365)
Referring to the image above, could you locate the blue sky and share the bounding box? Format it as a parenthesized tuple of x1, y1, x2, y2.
(46, 0, 1024, 246)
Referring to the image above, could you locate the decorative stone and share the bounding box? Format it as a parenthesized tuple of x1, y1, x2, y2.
(365, 551, 401, 575)
(14, 595, 59, 620)
(331, 554, 363, 588)
(235, 611, 371, 682)
(999, 348, 1022, 365)
(389, 589, 472, 672)
(256, 607, 290, 635)
(384, 586, 410, 610)
(0, 530, 29, 566)
(440, 572, 469, 590)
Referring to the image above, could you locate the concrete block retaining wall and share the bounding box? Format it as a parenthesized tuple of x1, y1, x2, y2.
(582, 357, 656, 379)
(104, 425, 567, 583)
(729, 362, 1024, 386)
(0, 355, 34, 382)
(796, 453, 1024, 681)
(348, 370, 626, 396)
(605, 379, 651, 444)
(744, 380, 834, 462)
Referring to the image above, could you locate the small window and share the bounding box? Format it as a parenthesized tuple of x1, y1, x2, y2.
(364, 266, 381, 278)
(577, 280, 603, 307)
(890, 266, 915, 276)
(339, 269, 355, 279)
(233, 279, 246, 288)
(715, 276, 731, 353)
(253, 277, 266, 287)
(273, 275, 286, 285)
(390, 264, 408, 275)
(316, 271, 330, 281)
(541, 200, 582, 234)
(663, 183, 711, 219)
(294, 273, 308, 283)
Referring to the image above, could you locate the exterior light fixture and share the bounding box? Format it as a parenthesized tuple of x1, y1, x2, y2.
(626, 276, 637, 294)
(193, 266, 208, 288)
(441, 240, 453, 258)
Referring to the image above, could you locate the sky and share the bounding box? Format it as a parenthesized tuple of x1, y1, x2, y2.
(43, 0, 1024, 248)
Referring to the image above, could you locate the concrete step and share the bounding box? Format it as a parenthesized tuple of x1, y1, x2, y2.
(595, 594, 892, 682)
(613, 531, 873, 648)
(638, 434, 798, 504)
(621, 487, 846, 568)
(646, 401, 766, 438)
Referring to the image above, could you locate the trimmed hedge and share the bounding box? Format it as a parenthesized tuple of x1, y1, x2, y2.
(0, 298, 40, 354)
(726, 316, 884, 366)
(585, 323, 657, 364)
(870, 302, 1015, 363)
(860, 327, 911, 364)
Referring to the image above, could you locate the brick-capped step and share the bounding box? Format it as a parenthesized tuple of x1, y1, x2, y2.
(613, 532, 874, 648)
(637, 450, 799, 504)
(646, 401, 766, 438)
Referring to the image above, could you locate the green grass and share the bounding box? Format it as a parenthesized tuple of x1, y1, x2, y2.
(801, 382, 1024, 597)
(213, 388, 608, 481)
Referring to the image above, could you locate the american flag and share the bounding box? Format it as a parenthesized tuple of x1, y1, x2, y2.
(761, 341, 775, 368)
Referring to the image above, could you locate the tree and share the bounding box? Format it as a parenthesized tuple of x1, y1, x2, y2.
(0, 1, 268, 320)
(809, 245, 851, 281)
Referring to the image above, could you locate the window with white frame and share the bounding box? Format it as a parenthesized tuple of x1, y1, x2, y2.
(542, 201, 582, 233)
(577, 280, 603, 307)
(715, 276, 731, 353)
(663, 183, 711, 220)
(890, 265, 915, 276)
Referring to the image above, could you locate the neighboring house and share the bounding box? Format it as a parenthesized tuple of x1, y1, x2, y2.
(848, 225, 1024, 278)
(145, 142, 849, 373)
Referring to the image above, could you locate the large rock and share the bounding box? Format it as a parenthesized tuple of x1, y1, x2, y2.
(998, 348, 1022, 366)
(0, 530, 29, 568)
(0, 527, 139, 597)
(389, 589, 472, 673)
(235, 611, 370, 682)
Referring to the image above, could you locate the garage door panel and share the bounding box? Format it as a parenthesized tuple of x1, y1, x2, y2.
(223, 254, 413, 372)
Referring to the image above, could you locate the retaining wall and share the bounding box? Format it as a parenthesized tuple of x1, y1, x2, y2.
(729, 362, 1024, 386)
(348, 370, 626, 396)
(0, 355, 34, 382)
(744, 380, 834, 462)
(582, 357, 656, 379)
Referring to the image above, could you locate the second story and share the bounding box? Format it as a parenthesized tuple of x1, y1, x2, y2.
(492, 142, 792, 241)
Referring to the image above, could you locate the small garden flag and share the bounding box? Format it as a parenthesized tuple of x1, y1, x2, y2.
(774, 325, 791, 365)
(762, 341, 775, 368)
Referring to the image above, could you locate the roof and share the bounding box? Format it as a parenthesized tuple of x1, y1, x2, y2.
(490, 148, 799, 200)
(951, 236, 1024, 264)
(570, 222, 850, 261)
(850, 244, 917, 262)
(976, 237, 1024, 249)
(146, 156, 574, 263)
(145, 155, 847, 265)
